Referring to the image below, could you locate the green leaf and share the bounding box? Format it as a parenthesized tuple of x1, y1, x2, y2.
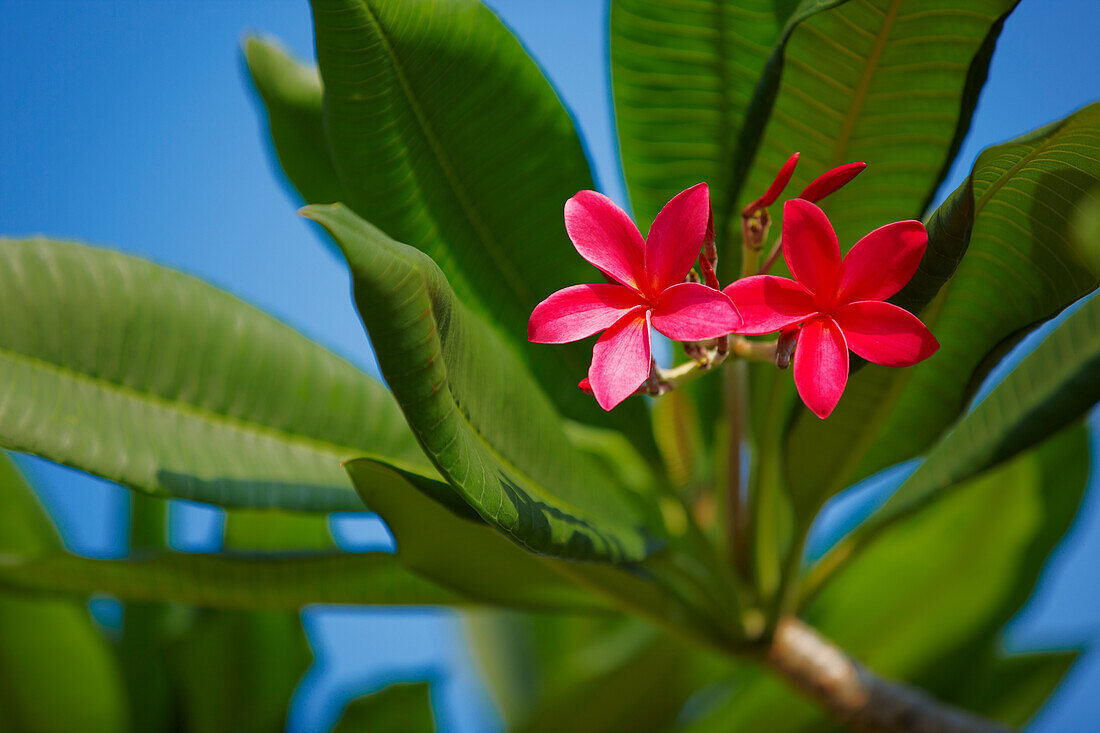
(119, 494, 172, 733)
(244, 36, 345, 209)
(785, 102, 1100, 510)
(684, 424, 1088, 731)
(0, 550, 470, 610)
(346, 459, 613, 613)
(0, 454, 129, 733)
(224, 508, 334, 552)
(0, 237, 434, 513)
(858, 294, 1100, 537)
(333, 682, 435, 733)
(351, 444, 720, 644)
(307, 0, 655, 446)
(170, 611, 311, 733)
(949, 647, 1078, 728)
(165, 505, 326, 733)
(610, 0, 808, 232)
(735, 0, 1017, 256)
(303, 204, 658, 564)
(515, 632, 718, 733)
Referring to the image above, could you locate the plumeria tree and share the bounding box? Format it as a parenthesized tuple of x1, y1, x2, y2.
(2, 0, 1099, 731)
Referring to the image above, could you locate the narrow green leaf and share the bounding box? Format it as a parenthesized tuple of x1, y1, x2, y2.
(170, 611, 311, 733)
(346, 459, 613, 613)
(0, 454, 129, 733)
(610, 0, 810, 232)
(224, 508, 334, 552)
(515, 633, 716, 733)
(0, 551, 469, 610)
(120, 494, 172, 733)
(785, 102, 1100, 510)
(334, 682, 435, 733)
(244, 36, 345, 208)
(304, 204, 658, 563)
(860, 294, 1100, 536)
(307, 0, 655, 447)
(166, 506, 326, 733)
(950, 647, 1078, 728)
(735, 0, 1017, 256)
(685, 425, 1088, 730)
(0, 237, 434, 513)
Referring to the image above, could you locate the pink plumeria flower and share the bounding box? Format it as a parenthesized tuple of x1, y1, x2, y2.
(529, 184, 742, 411)
(725, 199, 938, 419)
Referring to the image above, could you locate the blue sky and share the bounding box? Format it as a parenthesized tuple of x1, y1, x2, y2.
(2, 1, 1099, 731)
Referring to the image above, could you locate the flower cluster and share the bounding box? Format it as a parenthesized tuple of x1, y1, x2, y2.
(528, 156, 938, 418)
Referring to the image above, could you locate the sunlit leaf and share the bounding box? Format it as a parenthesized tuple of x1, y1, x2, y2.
(304, 204, 660, 563)
(786, 102, 1100, 510)
(307, 0, 656, 447)
(0, 237, 433, 513)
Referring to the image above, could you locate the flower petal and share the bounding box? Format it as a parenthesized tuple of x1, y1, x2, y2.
(793, 316, 849, 419)
(651, 282, 741, 341)
(832, 301, 939, 366)
(528, 284, 647, 344)
(589, 307, 652, 411)
(782, 199, 841, 303)
(798, 161, 866, 203)
(746, 152, 800, 212)
(834, 219, 927, 303)
(565, 190, 647, 291)
(645, 183, 711, 292)
(723, 275, 818, 335)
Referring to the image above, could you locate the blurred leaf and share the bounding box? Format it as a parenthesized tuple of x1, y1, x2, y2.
(516, 632, 717, 733)
(171, 610, 312, 733)
(120, 494, 172, 733)
(307, 0, 656, 448)
(950, 647, 1078, 728)
(304, 204, 659, 564)
(347, 459, 613, 613)
(684, 424, 1088, 730)
(0, 237, 434, 513)
(333, 682, 435, 733)
(735, 0, 1017, 258)
(0, 550, 472, 610)
(0, 454, 129, 733)
(858, 293, 1100, 536)
(785, 102, 1100, 511)
(244, 36, 345, 210)
(465, 614, 636, 728)
(168, 507, 328, 733)
(348, 459, 726, 642)
(224, 508, 334, 552)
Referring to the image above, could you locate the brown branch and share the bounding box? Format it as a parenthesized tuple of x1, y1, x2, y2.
(767, 618, 1010, 733)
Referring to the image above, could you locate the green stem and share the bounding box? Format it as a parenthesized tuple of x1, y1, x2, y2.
(122, 493, 171, 733)
(766, 516, 812, 637)
(724, 363, 749, 579)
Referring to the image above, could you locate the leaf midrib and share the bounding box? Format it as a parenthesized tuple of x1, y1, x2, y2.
(0, 344, 430, 480)
(400, 268, 641, 548)
(350, 0, 535, 311)
(829, 0, 901, 167)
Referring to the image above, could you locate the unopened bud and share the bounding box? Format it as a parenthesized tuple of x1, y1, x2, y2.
(578, 377, 593, 394)
(799, 161, 866, 203)
(745, 152, 800, 215)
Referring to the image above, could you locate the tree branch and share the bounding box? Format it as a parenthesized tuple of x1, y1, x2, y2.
(767, 618, 1010, 733)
